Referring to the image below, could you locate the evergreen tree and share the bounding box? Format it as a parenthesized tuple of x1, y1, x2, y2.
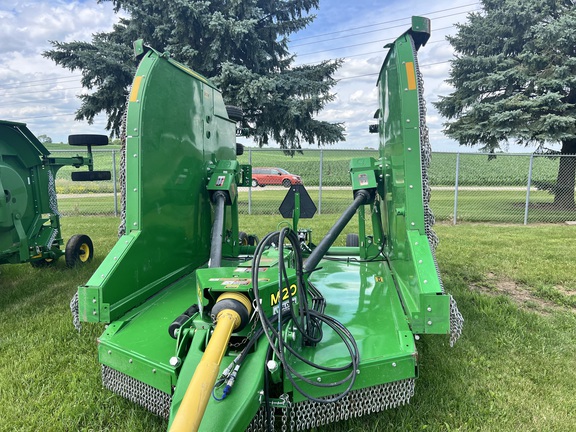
(44, 0, 344, 150)
(435, 0, 576, 207)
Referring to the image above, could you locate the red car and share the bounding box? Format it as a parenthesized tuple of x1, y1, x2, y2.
(251, 167, 302, 188)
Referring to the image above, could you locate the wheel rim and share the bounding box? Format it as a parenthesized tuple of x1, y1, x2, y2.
(79, 243, 91, 262)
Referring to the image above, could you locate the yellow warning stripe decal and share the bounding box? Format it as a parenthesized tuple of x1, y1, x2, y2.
(405, 62, 417, 90)
(129, 76, 143, 102)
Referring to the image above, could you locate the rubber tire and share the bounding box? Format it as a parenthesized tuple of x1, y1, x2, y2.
(346, 233, 359, 247)
(239, 231, 249, 246)
(247, 234, 259, 246)
(282, 179, 292, 188)
(65, 234, 94, 267)
(30, 257, 57, 268)
(71, 171, 112, 181)
(68, 134, 108, 146)
(236, 143, 244, 156)
(226, 105, 243, 122)
(251, 179, 258, 187)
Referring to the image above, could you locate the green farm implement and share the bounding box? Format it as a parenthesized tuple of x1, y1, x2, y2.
(0, 122, 110, 267)
(75, 17, 462, 431)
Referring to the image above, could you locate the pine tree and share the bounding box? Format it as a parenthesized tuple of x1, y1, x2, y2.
(44, 0, 344, 150)
(435, 0, 576, 207)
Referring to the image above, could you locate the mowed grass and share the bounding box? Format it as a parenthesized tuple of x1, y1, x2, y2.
(1, 217, 575, 431)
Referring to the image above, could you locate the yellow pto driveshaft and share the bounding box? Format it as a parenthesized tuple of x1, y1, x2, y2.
(169, 292, 252, 432)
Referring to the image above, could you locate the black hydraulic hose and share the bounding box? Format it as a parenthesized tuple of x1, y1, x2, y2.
(303, 190, 371, 274)
(209, 191, 227, 268)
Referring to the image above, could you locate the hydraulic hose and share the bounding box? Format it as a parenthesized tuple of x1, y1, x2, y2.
(169, 292, 252, 432)
(209, 191, 227, 268)
(303, 190, 371, 273)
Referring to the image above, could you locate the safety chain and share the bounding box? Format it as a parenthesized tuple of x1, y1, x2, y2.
(69, 291, 81, 332)
(245, 380, 414, 431)
(102, 365, 172, 419)
(229, 313, 260, 348)
(47, 170, 60, 216)
(117, 92, 130, 238)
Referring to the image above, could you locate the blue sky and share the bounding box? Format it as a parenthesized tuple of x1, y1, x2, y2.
(0, 0, 533, 152)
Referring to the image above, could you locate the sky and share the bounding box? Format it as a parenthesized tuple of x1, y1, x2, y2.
(0, 0, 536, 152)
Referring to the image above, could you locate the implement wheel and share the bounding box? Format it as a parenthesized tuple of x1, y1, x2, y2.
(239, 231, 249, 246)
(346, 233, 359, 247)
(65, 234, 94, 267)
(68, 134, 108, 146)
(225, 105, 243, 122)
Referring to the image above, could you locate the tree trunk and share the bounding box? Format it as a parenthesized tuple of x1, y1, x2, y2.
(554, 139, 576, 208)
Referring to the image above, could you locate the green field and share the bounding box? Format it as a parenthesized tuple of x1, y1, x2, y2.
(0, 216, 575, 431)
(46, 146, 576, 224)
(56, 188, 576, 224)
(46, 147, 572, 194)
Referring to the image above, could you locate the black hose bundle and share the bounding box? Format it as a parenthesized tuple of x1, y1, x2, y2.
(251, 227, 360, 405)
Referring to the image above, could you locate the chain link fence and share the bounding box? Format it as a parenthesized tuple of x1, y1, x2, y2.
(52, 148, 576, 224)
(52, 148, 122, 216)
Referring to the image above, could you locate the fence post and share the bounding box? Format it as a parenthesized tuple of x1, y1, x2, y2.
(318, 149, 323, 215)
(248, 147, 252, 215)
(453, 151, 460, 225)
(112, 149, 118, 216)
(524, 153, 534, 225)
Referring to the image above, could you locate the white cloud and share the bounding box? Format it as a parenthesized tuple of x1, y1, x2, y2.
(0, 0, 483, 150)
(0, 0, 119, 141)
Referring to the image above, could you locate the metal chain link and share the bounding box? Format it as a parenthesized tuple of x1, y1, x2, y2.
(117, 92, 130, 238)
(245, 380, 415, 431)
(47, 170, 60, 216)
(230, 314, 260, 348)
(70, 291, 81, 332)
(102, 365, 172, 419)
(411, 36, 464, 345)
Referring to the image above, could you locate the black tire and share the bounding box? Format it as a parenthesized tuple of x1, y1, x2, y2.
(30, 257, 57, 268)
(236, 143, 244, 156)
(282, 179, 292, 188)
(247, 234, 259, 246)
(226, 105, 243, 122)
(68, 134, 109, 146)
(239, 231, 249, 246)
(65, 234, 94, 267)
(251, 179, 258, 188)
(71, 171, 112, 182)
(346, 233, 359, 247)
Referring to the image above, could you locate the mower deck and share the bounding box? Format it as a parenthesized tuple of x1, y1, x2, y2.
(97, 254, 417, 427)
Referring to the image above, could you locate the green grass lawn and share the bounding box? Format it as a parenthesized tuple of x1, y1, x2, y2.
(1, 217, 575, 431)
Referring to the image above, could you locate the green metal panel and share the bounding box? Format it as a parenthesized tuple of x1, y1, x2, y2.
(374, 18, 449, 333)
(286, 259, 418, 402)
(79, 47, 237, 322)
